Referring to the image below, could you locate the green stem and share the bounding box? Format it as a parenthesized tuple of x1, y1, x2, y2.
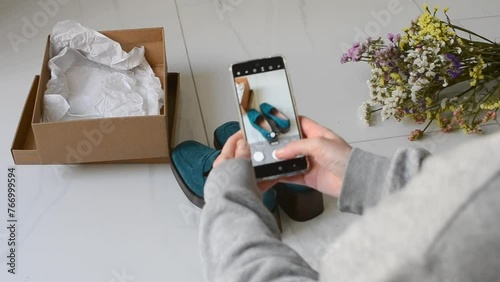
(447, 23, 495, 44)
(422, 117, 434, 133)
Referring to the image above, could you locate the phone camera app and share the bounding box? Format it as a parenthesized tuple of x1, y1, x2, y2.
(234, 62, 301, 167)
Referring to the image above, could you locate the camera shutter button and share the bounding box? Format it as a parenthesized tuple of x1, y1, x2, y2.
(253, 151, 265, 162)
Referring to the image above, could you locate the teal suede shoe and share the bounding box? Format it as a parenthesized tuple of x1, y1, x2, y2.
(170, 140, 281, 228)
(213, 121, 241, 150)
(171, 141, 220, 208)
(213, 121, 239, 149)
(247, 109, 279, 143)
(260, 103, 291, 133)
(213, 121, 324, 221)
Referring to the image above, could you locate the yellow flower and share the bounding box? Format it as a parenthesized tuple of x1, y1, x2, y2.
(425, 97, 433, 106)
(390, 73, 403, 83)
(469, 56, 486, 86)
(379, 77, 386, 86)
(480, 100, 500, 110)
(444, 7, 449, 13)
(435, 112, 442, 126)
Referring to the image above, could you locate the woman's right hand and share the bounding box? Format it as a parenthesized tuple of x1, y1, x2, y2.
(275, 116, 352, 198)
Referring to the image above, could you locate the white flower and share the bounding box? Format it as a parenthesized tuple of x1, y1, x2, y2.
(391, 89, 406, 98)
(426, 71, 436, 78)
(417, 77, 429, 85)
(411, 85, 422, 92)
(358, 102, 372, 126)
(414, 58, 422, 67)
(411, 92, 418, 102)
(381, 105, 391, 121)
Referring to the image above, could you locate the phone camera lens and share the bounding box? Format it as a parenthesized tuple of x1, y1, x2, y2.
(255, 63, 260, 67)
(253, 68, 257, 73)
(269, 66, 273, 70)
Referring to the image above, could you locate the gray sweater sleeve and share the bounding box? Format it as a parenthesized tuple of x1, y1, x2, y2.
(200, 158, 319, 282)
(339, 147, 430, 215)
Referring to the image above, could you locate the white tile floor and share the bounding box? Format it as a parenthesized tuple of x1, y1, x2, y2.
(0, 0, 499, 281)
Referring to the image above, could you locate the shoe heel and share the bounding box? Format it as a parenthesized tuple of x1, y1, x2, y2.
(276, 183, 324, 222)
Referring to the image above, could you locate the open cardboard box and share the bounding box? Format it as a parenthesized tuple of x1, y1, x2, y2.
(11, 27, 180, 165)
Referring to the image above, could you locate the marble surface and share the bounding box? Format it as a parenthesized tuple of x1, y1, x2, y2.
(0, 0, 499, 281)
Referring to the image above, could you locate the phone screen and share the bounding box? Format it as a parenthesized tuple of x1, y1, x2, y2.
(231, 57, 307, 179)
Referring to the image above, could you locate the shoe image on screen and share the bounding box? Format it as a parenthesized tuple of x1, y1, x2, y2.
(232, 58, 301, 168)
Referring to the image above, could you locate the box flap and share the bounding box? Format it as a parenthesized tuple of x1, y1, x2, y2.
(11, 76, 41, 165)
(167, 72, 179, 150)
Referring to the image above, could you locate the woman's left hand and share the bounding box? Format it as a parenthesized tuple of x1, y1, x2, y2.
(213, 131, 277, 191)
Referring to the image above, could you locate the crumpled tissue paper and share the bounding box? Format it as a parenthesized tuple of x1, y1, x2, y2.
(43, 20, 164, 122)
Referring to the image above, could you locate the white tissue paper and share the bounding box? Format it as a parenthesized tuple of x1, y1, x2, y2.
(236, 82, 245, 100)
(43, 20, 164, 122)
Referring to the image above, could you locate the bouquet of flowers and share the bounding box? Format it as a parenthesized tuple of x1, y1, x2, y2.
(341, 5, 500, 140)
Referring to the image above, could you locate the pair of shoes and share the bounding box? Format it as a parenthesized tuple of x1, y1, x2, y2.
(247, 103, 291, 143)
(171, 137, 281, 229)
(214, 122, 324, 222)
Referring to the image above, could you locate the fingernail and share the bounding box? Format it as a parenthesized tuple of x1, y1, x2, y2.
(276, 148, 284, 155)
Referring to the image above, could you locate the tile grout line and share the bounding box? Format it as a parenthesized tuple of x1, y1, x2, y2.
(349, 123, 500, 145)
(412, 0, 423, 13)
(174, 0, 210, 146)
(452, 14, 500, 21)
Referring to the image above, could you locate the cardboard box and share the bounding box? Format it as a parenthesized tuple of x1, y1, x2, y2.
(11, 27, 179, 165)
(235, 77, 254, 113)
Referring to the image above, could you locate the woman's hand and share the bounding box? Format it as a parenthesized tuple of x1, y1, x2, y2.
(213, 131, 277, 191)
(213, 131, 250, 167)
(276, 116, 352, 198)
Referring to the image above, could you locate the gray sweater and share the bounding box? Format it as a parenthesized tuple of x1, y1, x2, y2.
(200, 132, 500, 282)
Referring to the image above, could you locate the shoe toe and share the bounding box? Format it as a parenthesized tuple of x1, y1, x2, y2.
(214, 121, 240, 148)
(171, 141, 216, 197)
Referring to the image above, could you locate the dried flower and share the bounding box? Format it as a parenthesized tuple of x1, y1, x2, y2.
(341, 5, 500, 140)
(408, 129, 424, 141)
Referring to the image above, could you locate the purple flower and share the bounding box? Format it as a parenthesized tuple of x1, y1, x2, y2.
(373, 45, 400, 69)
(340, 53, 349, 64)
(445, 53, 462, 79)
(387, 33, 401, 43)
(340, 42, 365, 64)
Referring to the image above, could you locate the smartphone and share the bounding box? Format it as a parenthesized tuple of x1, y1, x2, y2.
(230, 56, 308, 181)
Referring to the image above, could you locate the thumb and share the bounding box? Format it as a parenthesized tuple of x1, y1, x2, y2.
(235, 139, 250, 159)
(276, 138, 321, 160)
